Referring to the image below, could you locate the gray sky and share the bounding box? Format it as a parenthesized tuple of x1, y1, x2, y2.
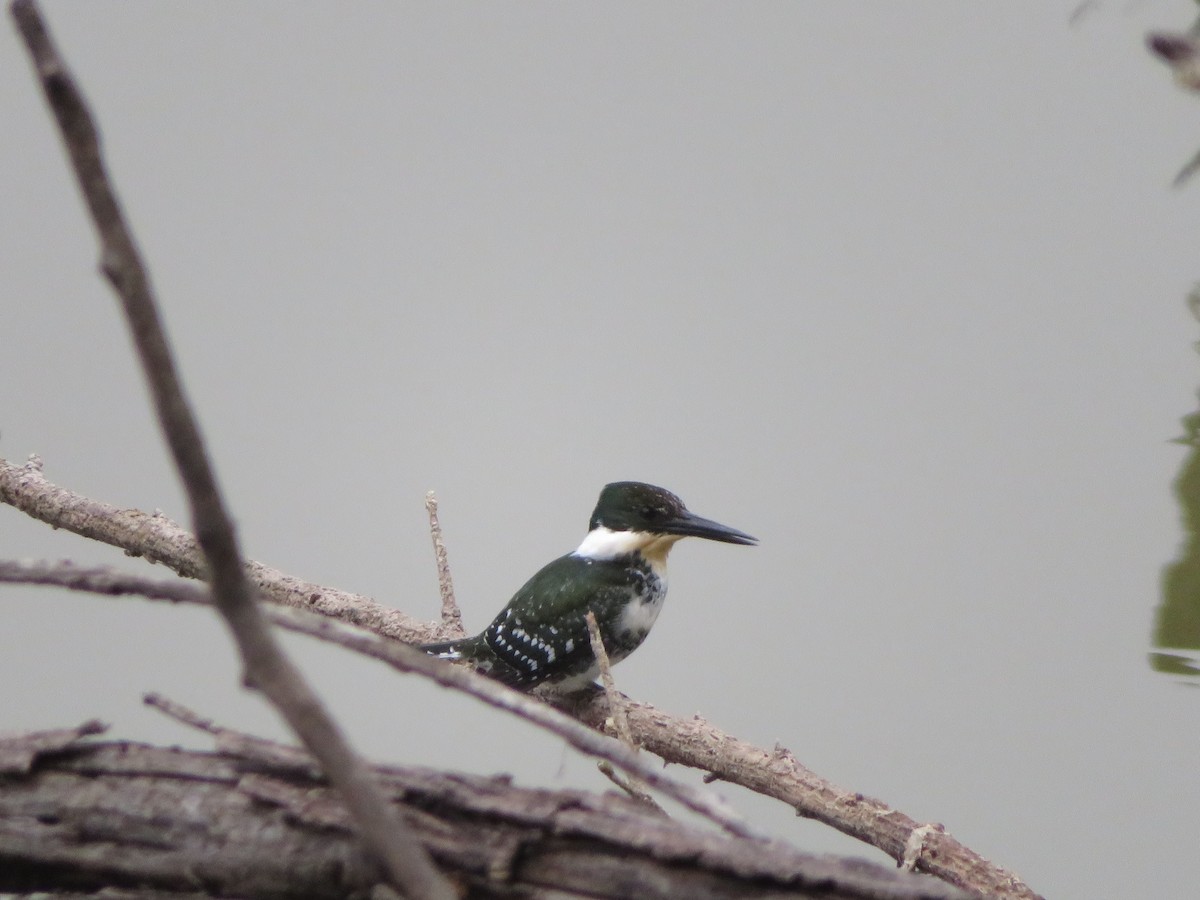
(3, 3, 1199, 897)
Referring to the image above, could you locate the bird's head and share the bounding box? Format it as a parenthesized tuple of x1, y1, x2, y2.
(586, 481, 756, 549)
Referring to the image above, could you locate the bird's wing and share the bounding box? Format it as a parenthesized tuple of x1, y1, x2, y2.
(481, 554, 633, 686)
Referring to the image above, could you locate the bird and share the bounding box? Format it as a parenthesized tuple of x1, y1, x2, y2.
(421, 481, 756, 692)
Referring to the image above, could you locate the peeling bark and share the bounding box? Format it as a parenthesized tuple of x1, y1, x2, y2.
(0, 727, 967, 900)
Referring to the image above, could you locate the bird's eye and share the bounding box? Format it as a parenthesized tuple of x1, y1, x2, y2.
(641, 505, 662, 520)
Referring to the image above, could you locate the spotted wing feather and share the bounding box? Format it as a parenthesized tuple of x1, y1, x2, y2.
(480, 554, 643, 688)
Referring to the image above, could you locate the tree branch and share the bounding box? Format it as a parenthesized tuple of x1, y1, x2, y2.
(426, 490, 464, 638)
(0, 558, 754, 841)
(0, 455, 430, 642)
(8, 3, 452, 897)
(585, 609, 662, 812)
(0, 464, 1043, 899)
(0, 726, 971, 900)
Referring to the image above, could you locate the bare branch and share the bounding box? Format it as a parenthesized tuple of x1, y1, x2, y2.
(584, 611, 635, 750)
(567, 695, 1040, 899)
(143, 692, 332, 772)
(8, 3, 452, 897)
(0, 472, 1043, 898)
(0, 729, 973, 900)
(425, 490, 464, 638)
(585, 611, 663, 813)
(0, 455, 430, 642)
(142, 692, 222, 736)
(0, 558, 755, 840)
(0, 554, 208, 604)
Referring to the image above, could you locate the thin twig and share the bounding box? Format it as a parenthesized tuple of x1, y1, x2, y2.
(584, 611, 635, 748)
(585, 611, 663, 814)
(0, 470, 1044, 898)
(143, 691, 321, 772)
(0, 558, 757, 840)
(7, 5, 452, 897)
(143, 692, 221, 735)
(425, 491, 463, 638)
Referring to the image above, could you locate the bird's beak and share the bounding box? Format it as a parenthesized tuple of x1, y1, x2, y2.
(663, 510, 757, 545)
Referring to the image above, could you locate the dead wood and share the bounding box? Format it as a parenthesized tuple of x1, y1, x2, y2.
(0, 725, 968, 900)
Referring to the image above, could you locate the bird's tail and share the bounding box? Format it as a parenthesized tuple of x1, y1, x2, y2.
(420, 638, 465, 660)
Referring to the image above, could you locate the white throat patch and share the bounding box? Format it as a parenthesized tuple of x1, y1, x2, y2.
(573, 526, 654, 560)
(572, 526, 682, 574)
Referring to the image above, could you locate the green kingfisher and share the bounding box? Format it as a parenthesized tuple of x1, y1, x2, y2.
(421, 481, 756, 692)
